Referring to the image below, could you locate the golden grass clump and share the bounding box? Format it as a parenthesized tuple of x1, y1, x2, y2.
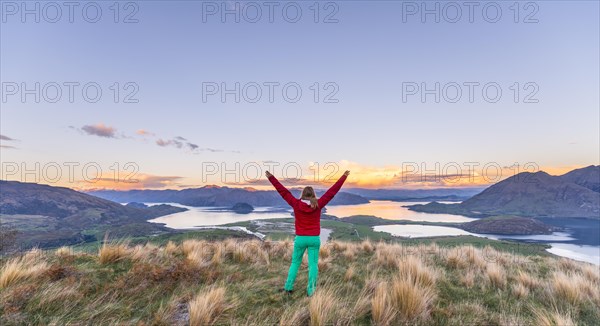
(361, 239, 374, 253)
(331, 240, 348, 252)
(318, 257, 332, 271)
(21, 247, 44, 262)
(481, 245, 511, 266)
(182, 239, 205, 256)
(98, 241, 131, 264)
(343, 245, 357, 260)
(130, 243, 162, 263)
(550, 271, 583, 305)
(397, 255, 438, 288)
(443, 247, 467, 269)
(558, 257, 578, 272)
(308, 287, 339, 326)
(183, 240, 218, 267)
(55, 246, 73, 257)
(532, 306, 575, 326)
(580, 263, 600, 283)
(165, 240, 179, 255)
(388, 273, 436, 322)
(460, 269, 476, 288)
(371, 282, 396, 326)
(511, 283, 529, 299)
(269, 239, 293, 258)
(319, 244, 331, 258)
(344, 265, 355, 281)
(486, 263, 506, 289)
(464, 246, 486, 270)
(279, 306, 310, 326)
(0, 255, 49, 289)
(515, 270, 539, 290)
(374, 243, 400, 269)
(189, 286, 235, 325)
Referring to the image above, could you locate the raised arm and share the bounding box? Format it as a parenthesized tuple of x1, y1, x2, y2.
(266, 171, 298, 207)
(318, 171, 349, 208)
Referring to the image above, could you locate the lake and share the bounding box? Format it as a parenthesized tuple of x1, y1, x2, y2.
(325, 200, 475, 222)
(147, 200, 600, 265)
(147, 203, 332, 242)
(148, 203, 290, 228)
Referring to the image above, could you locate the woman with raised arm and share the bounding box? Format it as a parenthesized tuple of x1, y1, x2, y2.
(266, 170, 350, 297)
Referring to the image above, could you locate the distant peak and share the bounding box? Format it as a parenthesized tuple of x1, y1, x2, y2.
(202, 185, 222, 189)
(532, 170, 550, 175)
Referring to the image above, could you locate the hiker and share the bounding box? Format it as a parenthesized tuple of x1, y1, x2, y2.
(266, 170, 350, 297)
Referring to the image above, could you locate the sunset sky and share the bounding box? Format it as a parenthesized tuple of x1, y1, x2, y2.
(1, 1, 598, 190)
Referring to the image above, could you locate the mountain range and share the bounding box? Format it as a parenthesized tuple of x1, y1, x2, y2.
(0, 181, 185, 250)
(409, 165, 600, 218)
(88, 186, 369, 207)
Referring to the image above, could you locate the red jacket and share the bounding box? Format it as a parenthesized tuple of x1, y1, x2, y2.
(268, 174, 348, 236)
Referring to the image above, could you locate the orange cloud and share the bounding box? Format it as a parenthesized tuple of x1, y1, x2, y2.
(136, 129, 155, 136)
(222, 160, 589, 189)
(81, 123, 116, 138)
(73, 173, 183, 191)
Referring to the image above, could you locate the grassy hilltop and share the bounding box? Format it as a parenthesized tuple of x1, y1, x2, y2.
(0, 237, 599, 325)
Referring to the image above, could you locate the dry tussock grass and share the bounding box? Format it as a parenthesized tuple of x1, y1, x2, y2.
(371, 282, 396, 326)
(511, 283, 529, 299)
(343, 245, 357, 260)
(460, 269, 476, 288)
(486, 263, 506, 289)
(532, 306, 575, 326)
(464, 246, 486, 270)
(361, 239, 374, 253)
(331, 240, 348, 252)
(279, 305, 310, 326)
(374, 243, 401, 269)
(550, 271, 583, 305)
(397, 255, 439, 288)
(515, 269, 539, 289)
(0, 249, 49, 289)
(444, 247, 468, 269)
(318, 244, 331, 258)
(388, 273, 436, 322)
(55, 246, 73, 257)
(189, 286, 235, 325)
(2, 238, 599, 325)
(308, 287, 339, 326)
(164, 240, 179, 255)
(98, 240, 131, 264)
(344, 265, 355, 281)
(35, 282, 83, 308)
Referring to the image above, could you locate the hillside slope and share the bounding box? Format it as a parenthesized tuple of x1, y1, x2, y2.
(0, 238, 598, 325)
(409, 166, 600, 218)
(0, 181, 185, 250)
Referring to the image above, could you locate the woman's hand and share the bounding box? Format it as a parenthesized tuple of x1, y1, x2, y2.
(265, 171, 273, 178)
(344, 170, 350, 177)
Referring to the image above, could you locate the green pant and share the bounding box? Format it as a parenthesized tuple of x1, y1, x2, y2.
(284, 235, 320, 296)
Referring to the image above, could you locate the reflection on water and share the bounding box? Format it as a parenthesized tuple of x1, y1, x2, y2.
(147, 203, 332, 242)
(326, 200, 476, 222)
(483, 232, 575, 242)
(373, 224, 475, 238)
(374, 225, 599, 265)
(148, 203, 290, 228)
(146, 201, 600, 265)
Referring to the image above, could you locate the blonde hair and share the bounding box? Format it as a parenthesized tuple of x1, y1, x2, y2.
(301, 186, 319, 209)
